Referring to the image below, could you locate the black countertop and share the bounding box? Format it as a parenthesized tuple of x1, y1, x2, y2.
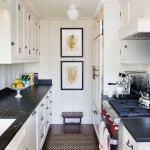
(122, 118, 150, 142)
(0, 82, 52, 150)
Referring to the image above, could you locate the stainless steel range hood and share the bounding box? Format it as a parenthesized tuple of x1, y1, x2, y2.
(119, 18, 150, 40)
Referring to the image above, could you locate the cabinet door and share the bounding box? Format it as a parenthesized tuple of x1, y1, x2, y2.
(5, 125, 27, 150)
(36, 22, 40, 57)
(123, 126, 138, 150)
(120, 40, 128, 61)
(29, 14, 33, 57)
(120, 0, 130, 29)
(93, 104, 100, 142)
(26, 112, 37, 150)
(23, 8, 29, 57)
(17, 2, 24, 56)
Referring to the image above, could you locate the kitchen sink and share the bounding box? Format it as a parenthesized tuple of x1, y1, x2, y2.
(0, 119, 16, 136)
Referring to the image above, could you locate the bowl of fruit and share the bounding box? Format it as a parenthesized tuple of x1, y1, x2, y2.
(9, 79, 30, 98)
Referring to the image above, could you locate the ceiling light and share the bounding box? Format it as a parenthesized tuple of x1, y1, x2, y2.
(67, 5, 79, 20)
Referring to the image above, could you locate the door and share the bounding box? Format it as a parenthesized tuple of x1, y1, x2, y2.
(92, 20, 103, 112)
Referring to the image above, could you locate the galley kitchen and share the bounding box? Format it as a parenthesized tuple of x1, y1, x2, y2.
(0, 0, 150, 150)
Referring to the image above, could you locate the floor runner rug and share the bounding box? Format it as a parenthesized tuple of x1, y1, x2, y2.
(48, 133, 95, 150)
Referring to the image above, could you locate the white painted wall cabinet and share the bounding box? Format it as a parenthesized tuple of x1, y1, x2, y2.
(120, 40, 150, 64)
(119, 0, 150, 30)
(5, 87, 52, 150)
(0, 0, 40, 64)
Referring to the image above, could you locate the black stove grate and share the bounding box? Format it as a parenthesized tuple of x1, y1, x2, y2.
(109, 100, 150, 117)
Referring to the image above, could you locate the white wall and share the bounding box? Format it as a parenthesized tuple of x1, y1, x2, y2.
(0, 64, 24, 90)
(24, 19, 94, 124)
(103, 1, 149, 94)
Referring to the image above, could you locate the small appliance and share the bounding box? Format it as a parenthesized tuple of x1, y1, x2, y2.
(108, 71, 149, 99)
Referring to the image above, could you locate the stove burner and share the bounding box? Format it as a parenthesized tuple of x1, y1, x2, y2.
(119, 100, 128, 105)
(128, 107, 139, 114)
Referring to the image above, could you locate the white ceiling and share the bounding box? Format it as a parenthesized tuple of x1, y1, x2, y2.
(29, 0, 101, 19)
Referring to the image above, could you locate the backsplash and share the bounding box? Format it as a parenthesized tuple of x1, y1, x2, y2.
(0, 64, 24, 90)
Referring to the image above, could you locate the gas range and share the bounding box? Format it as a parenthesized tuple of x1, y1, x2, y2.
(102, 98, 150, 125)
(109, 99, 150, 117)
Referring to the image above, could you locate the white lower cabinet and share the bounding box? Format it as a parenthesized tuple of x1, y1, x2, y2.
(26, 110, 37, 150)
(5, 87, 52, 150)
(5, 123, 27, 150)
(122, 125, 150, 150)
(93, 103, 100, 142)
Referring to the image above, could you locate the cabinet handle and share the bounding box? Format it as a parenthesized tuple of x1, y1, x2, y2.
(41, 116, 44, 121)
(95, 111, 97, 115)
(29, 49, 30, 55)
(25, 45, 27, 49)
(41, 133, 44, 139)
(33, 48, 35, 51)
(124, 45, 127, 48)
(120, 49, 121, 55)
(41, 103, 44, 107)
(46, 95, 49, 98)
(50, 113, 52, 116)
(46, 106, 49, 110)
(11, 42, 15, 46)
(32, 110, 36, 116)
(50, 101, 52, 103)
(126, 140, 133, 149)
(19, 47, 21, 53)
(50, 91, 52, 93)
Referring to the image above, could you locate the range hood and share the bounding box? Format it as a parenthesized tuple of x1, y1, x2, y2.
(119, 18, 150, 40)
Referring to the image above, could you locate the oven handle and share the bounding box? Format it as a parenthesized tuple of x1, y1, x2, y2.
(126, 140, 133, 149)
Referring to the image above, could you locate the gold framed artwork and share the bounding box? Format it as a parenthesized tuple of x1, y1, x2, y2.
(61, 61, 83, 90)
(60, 28, 83, 57)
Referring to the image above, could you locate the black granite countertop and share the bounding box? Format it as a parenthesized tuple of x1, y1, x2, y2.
(122, 118, 150, 142)
(0, 81, 52, 150)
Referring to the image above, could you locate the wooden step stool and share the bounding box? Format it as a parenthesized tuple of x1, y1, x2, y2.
(62, 112, 83, 125)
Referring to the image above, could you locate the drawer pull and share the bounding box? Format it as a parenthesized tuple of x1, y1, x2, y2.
(50, 113, 52, 116)
(41, 133, 44, 139)
(50, 101, 52, 103)
(50, 91, 52, 93)
(126, 140, 133, 149)
(41, 116, 44, 121)
(46, 106, 49, 110)
(41, 103, 44, 107)
(46, 95, 49, 98)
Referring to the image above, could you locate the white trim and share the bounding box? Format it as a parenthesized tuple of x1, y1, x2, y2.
(93, 0, 103, 18)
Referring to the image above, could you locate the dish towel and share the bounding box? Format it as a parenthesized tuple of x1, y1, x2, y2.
(103, 128, 110, 150)
(99, 121, 105, 150)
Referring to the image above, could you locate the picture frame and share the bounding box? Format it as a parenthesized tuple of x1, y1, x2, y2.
(60, 28, 83, 57)
(61, 61, 83, 90)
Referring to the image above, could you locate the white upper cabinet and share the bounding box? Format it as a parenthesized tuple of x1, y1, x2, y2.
(0, 0, 40, 64)
(120, 40, 150, 64)
(120, 0, 150, 30)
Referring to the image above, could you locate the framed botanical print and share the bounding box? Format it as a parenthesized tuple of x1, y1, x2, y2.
(61, 61, 83, 90)
(60, 28, 83, 57)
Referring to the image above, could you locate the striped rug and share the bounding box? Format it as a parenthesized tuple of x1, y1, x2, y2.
(48, 133, 95, 150)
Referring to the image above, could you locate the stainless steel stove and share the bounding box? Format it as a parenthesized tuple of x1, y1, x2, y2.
(102, 98, 150, 126)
